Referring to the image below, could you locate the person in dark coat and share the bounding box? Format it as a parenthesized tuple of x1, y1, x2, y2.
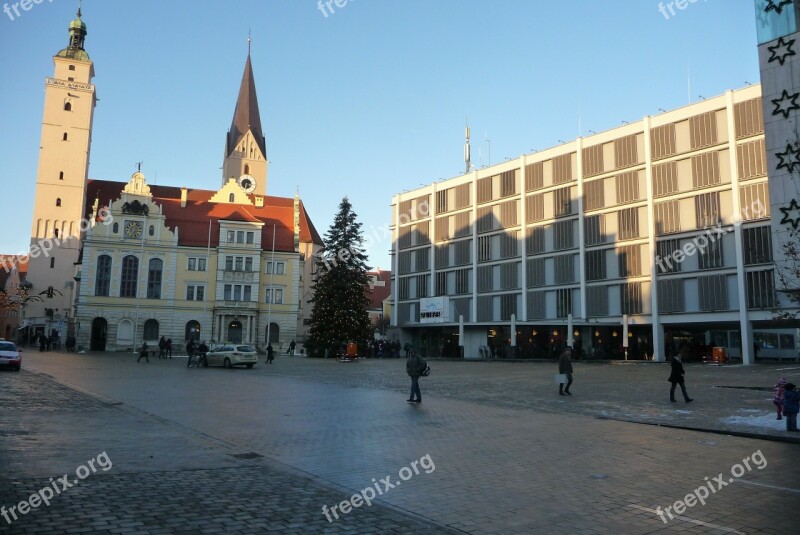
(158, 336, 167, 359)
(406, 349, 426, 403)
(559, 347, 574, 396)
(782, 383, 799, 432)
(267, 343, 275, 364)
(137, 342, 150, 363)
(669, 351, 693, 403)
(166, 338, 172, 358)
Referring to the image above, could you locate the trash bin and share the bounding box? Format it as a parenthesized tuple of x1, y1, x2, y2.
(711, 347, 727, 364)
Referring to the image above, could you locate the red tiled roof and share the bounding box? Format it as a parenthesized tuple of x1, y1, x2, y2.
(86, 180, 324, 251)
(366, 270, 392, 310)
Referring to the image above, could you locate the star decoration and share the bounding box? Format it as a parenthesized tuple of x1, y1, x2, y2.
(768, 36, 796, 65)
(765, 0, 794, 14)
(776, 143, 800, 173)
(780, 199, 800, 229)
(772, 89, 800, 117)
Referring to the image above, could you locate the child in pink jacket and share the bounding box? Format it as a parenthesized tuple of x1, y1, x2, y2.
(774, 378, 787, 420)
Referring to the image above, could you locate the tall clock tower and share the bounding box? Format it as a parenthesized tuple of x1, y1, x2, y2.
(222, 51, 268, 196)
(26, 8, 96, 338)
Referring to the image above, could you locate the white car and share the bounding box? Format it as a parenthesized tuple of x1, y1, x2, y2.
(0, 341, 22, 371)
(205, 344, 258, 369)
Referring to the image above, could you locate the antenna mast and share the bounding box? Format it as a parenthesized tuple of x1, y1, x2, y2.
(464, 116, 471, 174)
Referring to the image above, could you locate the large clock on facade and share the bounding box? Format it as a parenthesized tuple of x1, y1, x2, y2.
(238, 174, 257, 194)
(124, 221, 143, 238)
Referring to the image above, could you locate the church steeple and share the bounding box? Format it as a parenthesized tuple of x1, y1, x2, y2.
(222, 46, 268, 196)
(57, 4, 89, 62)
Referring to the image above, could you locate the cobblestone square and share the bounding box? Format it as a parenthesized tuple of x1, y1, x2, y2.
(2, 352, 799, 534)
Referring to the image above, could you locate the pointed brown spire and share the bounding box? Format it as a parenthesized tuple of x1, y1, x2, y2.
(226, 55, 266, 159)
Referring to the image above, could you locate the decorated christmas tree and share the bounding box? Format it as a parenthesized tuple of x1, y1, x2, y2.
(307, 197, 373, 357)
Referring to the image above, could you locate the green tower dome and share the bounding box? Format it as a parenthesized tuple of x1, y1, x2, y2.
(56, 7, 90, 61)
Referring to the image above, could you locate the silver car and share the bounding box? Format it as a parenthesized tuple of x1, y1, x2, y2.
(205, 344, 258, 369)
(0, 341, 22, 371)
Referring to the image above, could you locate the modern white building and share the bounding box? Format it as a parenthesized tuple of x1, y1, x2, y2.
(390, 79, 800, 364)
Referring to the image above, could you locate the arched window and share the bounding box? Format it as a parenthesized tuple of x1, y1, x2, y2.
(185, 320, 201, 342)
(56, 198, 62, 207)
(112, 222, 119, 233)
(116, 319, 133, 345)
(64, 101, 72, 111)
(229, 193, 235, 202)
(266, 323, 279, 344)
(95, 255, 112, 296)
(120, 255, 139, 298)
(143, 319, 159, 341)
(244, 164, 250, 175)
(50, 257, 55, 269)
(147, 258, 163, 299)
(54, 228, 59, 238)
(59, 171, 64, 180)
(62, 132, 68, 141)
(68, 65, 75, 71)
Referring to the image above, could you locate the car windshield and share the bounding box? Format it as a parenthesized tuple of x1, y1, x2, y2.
(236, 345, 255, 352)
(0, 342, 16, 351)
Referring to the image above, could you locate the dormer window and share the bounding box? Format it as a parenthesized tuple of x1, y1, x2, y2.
(56, 198, 62, 207)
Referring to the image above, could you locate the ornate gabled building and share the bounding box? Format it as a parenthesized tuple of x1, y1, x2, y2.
(26, 10, 324, 352)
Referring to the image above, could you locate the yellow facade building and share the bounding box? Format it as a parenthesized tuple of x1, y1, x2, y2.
(25, 10, 323, 352)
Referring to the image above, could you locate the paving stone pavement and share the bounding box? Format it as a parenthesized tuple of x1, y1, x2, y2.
(0, 370, 456, 534)
(7, 352, 800, 534)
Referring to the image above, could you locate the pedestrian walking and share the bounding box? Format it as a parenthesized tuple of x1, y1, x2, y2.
(137, 341, 150, 363)
(166, 338, 172, 358)
(668, 349, 693, 403)
(406, 349, 427, 403)
(558, 346, 573, 396)
(267, 343, 274, 364)
(774, 377, 788, 420)
(186, 339, 196, 368)
(289, 339, 296, 356)
(158, 336, 167, 359)
(782, 383, 799, 432)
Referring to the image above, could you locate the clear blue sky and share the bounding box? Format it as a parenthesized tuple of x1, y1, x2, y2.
(0, 0, 760, 270)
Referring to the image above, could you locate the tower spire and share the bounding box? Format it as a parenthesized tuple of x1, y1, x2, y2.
(248, 29, 252, 56)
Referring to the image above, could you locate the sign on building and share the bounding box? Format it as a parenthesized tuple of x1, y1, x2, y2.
(419, 297, 450, 324)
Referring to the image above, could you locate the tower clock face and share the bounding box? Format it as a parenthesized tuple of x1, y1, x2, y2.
(124, 221, 143, 238)
(238, 174, 257, 194)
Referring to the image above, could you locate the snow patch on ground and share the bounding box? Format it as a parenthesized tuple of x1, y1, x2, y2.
(721, 411, 786, 431)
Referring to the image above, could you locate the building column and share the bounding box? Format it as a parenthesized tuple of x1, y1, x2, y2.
(726, 90, 754, 365)
(643, 115, 665, 362)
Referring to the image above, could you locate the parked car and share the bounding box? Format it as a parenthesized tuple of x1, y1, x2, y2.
(0, 341, 22, 371)
(205, 344, 258, 369)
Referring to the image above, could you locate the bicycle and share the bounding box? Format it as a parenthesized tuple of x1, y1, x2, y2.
(187, 351, 206, 368)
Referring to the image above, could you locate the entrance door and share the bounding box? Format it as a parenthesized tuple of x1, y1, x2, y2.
(90, 317, 107, 351)
(228, 321, 243, 344)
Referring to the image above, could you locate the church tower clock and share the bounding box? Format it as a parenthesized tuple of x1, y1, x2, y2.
(222, 46, 268, 196)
